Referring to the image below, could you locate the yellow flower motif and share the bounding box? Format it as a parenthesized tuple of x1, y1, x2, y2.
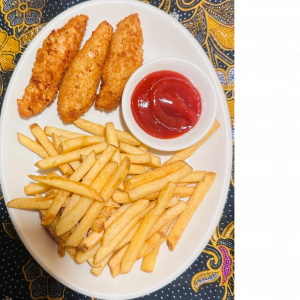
(1, 0, 45, 28)
(206, 15, 234, 50)
(0, 28, 21, 73)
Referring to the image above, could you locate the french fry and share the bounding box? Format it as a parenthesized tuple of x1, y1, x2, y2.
(109, 245, 129, 277)
(102, 204, 132, 228)
(167, 194, 181, 208)
(100, 157, 130, 202)
(141, 247, 159, 273)
(90, 218, 104, 233)
(144, 192, 159, 200)
(129, 164, 151, 175)
(35, 142, 107, 170)
(91, 252, 113, 277)
(115, 201, 157, 251)
(17, 132, 49, 158)
(138, 232, 166, 259)
(119, 142, 160, 167)
(179, 171, 207, 183)
(167, 172, 216, 250)
(57, 231, 70, 258)
(73, 118, 141, 146)
(97, 206, 117, 219)
(78, 204, 131, 252)
(81, 145, 118, 183)
(52, 134, 81, 171)
(67, 248, 77, 261)
(115, 220, 141, 252)
(62, 196, 71, 208)
(52, 133, 62, 154)
(120, 153, 151, 164)
(40, 210, 61, 246)
(105, 199, 120, 208)
(29, 175, 102, 202)
(44, 126, 86, 139)
(112, 191, 132, 204)
(65, 200, 106, 247)
(60, 194, 81, 218)
(102, 200, 150, 246)
(59, 135, 105, 153)
(30, 123, 73, 177)
(163, 120, 220, 165)
(56, 196, 93, 236)
(7, 197, 54, 209)
(41, 151, 96, 226)
(112, 191, 180, 205)
(106, 122, 120, 165)
(121, 182, 176, 274)
(76, 241, 102, 264)
(55, 147, 118, 236)
(124, 161, 186, 193)
(88, 257, 102, 268)
(141, 219, 175, 273)
(45, 188, 60, 198)
(94, 201, 150, 264)
(175, 186, 195, 197)
(24, 183, 52, 195)
(111, 191, 153, 202)
(9, 119, 219, 278)
(128, 164, 192, 201)
(159, 218, 176, 235)
(118, 182, 126, 192)
(65, 158, 130, 246)
(144, 186, 194, 200)
(138, 144, 148, 152)
(148, 201, 187, 237)
(65, 162, 118, 247)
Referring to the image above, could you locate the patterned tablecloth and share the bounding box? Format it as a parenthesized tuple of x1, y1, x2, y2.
(0, 0, 234, 299)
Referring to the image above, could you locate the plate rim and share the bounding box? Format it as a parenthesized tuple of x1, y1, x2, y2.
(0, 0, 233, 299)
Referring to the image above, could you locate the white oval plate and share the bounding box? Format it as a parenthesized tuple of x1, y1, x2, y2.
(0, 0, 232, 299)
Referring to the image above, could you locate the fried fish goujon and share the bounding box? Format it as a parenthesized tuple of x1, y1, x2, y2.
(58, 21, 113, 123)
(17, 15, 88, 118)
(95, 13, 144, 112)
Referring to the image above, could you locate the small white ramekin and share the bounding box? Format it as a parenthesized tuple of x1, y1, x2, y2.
(121, 58, 217, 151)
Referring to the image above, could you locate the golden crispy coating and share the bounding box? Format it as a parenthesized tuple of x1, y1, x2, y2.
(58, 21, 113, 123)
(95, 14, 144, 111)
(17, 15, 88, 118)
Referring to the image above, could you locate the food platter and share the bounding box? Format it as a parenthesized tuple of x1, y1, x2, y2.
(0, 0, 232, 299)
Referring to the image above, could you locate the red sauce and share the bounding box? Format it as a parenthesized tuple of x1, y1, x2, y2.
(131, 70, 201, 139)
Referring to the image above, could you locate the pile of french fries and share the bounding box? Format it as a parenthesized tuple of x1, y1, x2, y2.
(7, 118, 220, 276)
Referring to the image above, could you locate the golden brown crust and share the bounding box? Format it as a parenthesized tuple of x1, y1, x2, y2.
(95, 13, 144, 111)
(17, 15, 88, 118)
(58, 21, 113, 123)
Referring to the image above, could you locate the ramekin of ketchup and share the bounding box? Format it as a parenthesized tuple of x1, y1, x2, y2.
(131, 70, 201, 139)
(122, 58, 217, 151)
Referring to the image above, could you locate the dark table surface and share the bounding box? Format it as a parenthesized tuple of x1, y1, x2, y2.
(0, 0, 234, 299)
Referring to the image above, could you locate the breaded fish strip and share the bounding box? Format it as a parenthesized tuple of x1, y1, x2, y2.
(95, 14, 144, 111)
(58, 21, 113, 123)
(17, 15, 88, 118)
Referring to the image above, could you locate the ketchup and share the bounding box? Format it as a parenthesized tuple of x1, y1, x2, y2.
(131, 70, 201, 139)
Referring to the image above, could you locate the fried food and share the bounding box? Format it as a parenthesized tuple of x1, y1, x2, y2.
(163, 119, 220, 165)
(58, 21, 113, 123)
(167, 172, 217, 251)
(8, 119, 219, 277)
(73, 118, 141, 146)
(95, 14, 144, 111)
(17, 15, 88, 118)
